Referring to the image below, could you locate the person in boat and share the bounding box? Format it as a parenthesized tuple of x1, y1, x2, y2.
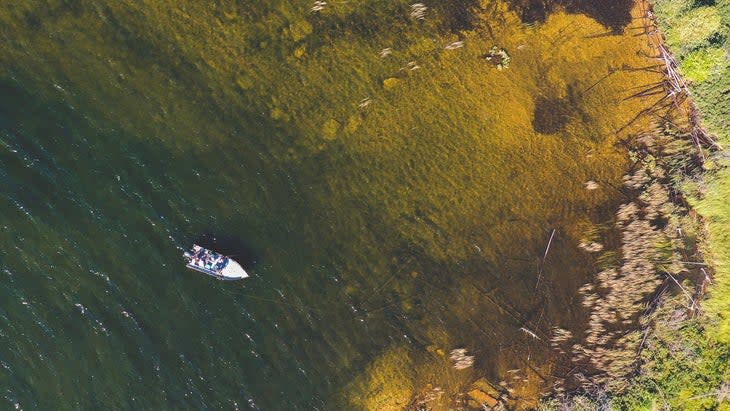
(210, 254, 224, 271)
(193, 248, 206, 266)
(206, 252, 220, 270)
(215, 257, 229, 273)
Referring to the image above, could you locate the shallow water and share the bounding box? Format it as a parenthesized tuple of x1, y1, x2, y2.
(0, 0, 662, 409)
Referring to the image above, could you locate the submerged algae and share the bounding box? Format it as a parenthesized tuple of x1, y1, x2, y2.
(326, 2, 667, 408)
(339, 346, 416, 410)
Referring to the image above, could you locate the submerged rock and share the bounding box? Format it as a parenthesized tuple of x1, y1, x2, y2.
(466, 378, 507, 409)
(338, 346, 415, 410)
(468, 388, 499, 408)
(345, 115, 361, 134)
(383, 77, 400, 90)
(293, 45, 306, 59)
(322, 118, 340, 140)
(270, 107, 288, 121)
(286, 20, 312, 42)
(472, 377, 502, 398)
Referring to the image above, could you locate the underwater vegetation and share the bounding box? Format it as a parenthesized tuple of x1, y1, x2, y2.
(548, 121, 708, 392)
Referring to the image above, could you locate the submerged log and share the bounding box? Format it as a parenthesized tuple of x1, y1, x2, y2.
(467, 389, 499, 408)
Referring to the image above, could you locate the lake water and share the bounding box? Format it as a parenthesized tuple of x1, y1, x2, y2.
(0, 0, 661, 409)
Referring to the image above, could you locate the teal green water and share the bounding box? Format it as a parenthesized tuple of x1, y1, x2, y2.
(0, 0, 662, 409)
(0, 79, 342, 409)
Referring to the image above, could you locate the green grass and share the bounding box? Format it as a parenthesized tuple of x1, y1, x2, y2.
(541, 292, 730, 410)
(680, 47, 725, 83)
(666, 6, 723, 52)
(654, 0, 730, 345)
(696, 168, 730, 342)
(597, 0, 730, 408)
(612, 294, 730, 411)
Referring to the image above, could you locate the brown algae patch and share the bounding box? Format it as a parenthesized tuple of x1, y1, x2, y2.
(338, 346, 416, 410)
(324, 3, 666, 409)
(0, 0, 666, 408)
(334, 343, 478, 410)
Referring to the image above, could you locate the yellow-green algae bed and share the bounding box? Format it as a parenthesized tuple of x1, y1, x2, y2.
(0, 0, 666, 409)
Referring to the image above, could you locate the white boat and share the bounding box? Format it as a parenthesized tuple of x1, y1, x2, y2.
(183, 244, 249, 280)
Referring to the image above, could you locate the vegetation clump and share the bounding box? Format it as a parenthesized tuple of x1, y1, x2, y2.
(481, 46, 511, 70)
(543, 116, 730, 408)
(546, 123, 701, 393)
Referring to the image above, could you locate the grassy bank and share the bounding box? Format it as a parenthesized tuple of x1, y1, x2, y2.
(543, 289, 730, 409)
(637, 0, 730, 406)
(540, 119, 730, 410)
(651, 0, 730, 346)
(609, 0, 730, 405)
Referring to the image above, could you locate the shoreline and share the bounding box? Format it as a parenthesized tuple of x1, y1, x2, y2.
(540, 0, 730, 408)
(336, 2, 701, 409)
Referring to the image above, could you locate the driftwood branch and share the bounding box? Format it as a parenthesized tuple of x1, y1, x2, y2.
(664, 271, 697, 310)
(535, 228, 556, 290)
(632, 0, 720, 156)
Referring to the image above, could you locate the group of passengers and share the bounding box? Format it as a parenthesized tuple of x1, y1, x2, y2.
(190, 247, 229, 274)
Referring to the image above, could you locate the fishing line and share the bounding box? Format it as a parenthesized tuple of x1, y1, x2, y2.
(218, 281, 401, 322)
(218, 285, 326, 313)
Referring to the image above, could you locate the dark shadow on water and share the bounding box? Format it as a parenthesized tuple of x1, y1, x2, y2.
(532, 83, 592, 135)
(563, 0, 635, 33)
(509, 0, 634, 33)
(515, 0, 551, 24)
(193, 233, 259, 268)
(532, 96, 572, 134)
(432, 0, 481, 33)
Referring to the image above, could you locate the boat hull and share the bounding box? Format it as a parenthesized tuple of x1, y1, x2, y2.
(183, 244, 249, 280)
